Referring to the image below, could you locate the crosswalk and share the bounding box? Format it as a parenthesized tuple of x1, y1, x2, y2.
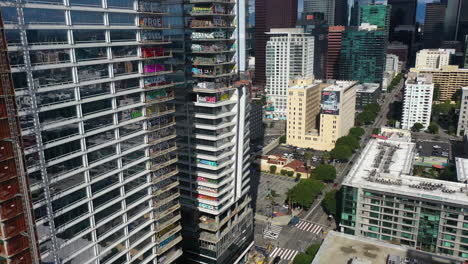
(294, 220, 323, 235)
(269, 247, 299, 261)
(263, 223, 282, 240)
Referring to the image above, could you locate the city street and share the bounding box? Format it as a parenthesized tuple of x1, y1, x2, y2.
(253, 79, 405, 263)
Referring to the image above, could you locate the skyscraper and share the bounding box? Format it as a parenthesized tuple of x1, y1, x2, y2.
(304, 0, 347, 26)
(178, 0, 254, 263)
(387, 0, 416, 29)
(1, 1, 185, 263)
(339, 24, 387, 83)
(325, 25, 346, 79)
(254, 0, 298, 87)
(265, 28, 314, 120)
(423, 3, 447, 48)
(0, 12, 39, 264)
(300, 12, 329, 79)
(359, 4, 391, 33)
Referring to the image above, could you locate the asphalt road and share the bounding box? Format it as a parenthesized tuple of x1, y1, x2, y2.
(255, 79, 405, 263)
(301, 78, 405, 222)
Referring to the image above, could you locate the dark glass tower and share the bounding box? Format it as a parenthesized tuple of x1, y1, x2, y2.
(339, 26, 387, 83)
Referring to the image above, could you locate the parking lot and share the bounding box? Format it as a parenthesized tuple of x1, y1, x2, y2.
(253, 172, 298, 217)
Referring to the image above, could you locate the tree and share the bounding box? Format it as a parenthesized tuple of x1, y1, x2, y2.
(269, 122, 274, 128)
(349, 127, 365, 138)
(330, 145, 352, 161)
(279, 135, 286, 144)
(296, 173, 302, 178)
(305, 152, 313, 161)
(411, 123, 424, 132)
(427, 122, 439, 134)
(311, 164, 336, 182)
(357, 111, 377, 125)
(269, 166, 277, 174)
(287, 179, 324, 209)
(322, 190, 338, 216)
(287, 171, 295, 177)
(322, 152, 331, 164)
(364, 103, 381, 114)
(372, 128, 380, 135)
(335, 135, 360, 151)
(280, 169, 288, 176)
(387, 119, 396, 127)
(305, 244, 321, 258)
(293, 253, 313, 264)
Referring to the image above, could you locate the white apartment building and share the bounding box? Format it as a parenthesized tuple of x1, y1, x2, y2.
(457, 87, 468, 136)
(415, 49, 454, 69)
(265, 28, 314, 120)
(401, 73, 434, 130)
(385, 54, 400, 74)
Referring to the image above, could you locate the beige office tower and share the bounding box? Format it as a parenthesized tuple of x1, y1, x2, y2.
(287, 78, 357, 151)
(411, 65, 468, 101)
(415, 49, 453, 69)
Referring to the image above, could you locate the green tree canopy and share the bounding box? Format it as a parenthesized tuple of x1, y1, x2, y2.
(364, 103, 381, 114)
(311, 164, 336, 182)
(270, 165, 277, 174)
(357, 111, 377, 125)
(387, 119, 396, 127)
(349, 127, 365, 138)
(336, 135, 360, 150)
(322, 190, 338, 216)
(293, 253, 313, 264)
(427, 122, 439, 134)
(287, 179, 324, 209)
(279, 135, 286, 144)
(372, 128, 381, 135)
(305, 244, 321, 258)
(411, 123, 424, 132)
(330, 145, 352, 161)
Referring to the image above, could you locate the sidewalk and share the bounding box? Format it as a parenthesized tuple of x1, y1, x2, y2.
(255, 208, 301, 225)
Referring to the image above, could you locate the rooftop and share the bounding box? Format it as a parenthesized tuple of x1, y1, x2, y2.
(343, 136, 468, 206)
(456, 157, 468, 183)
(267, 28, 307, 35)
(416, 141, 450, 158)
(406, 72, 433, 85)
(356, 83, 380, 93)
(323, 80, 358, 92)
(312, 231, 463, 264)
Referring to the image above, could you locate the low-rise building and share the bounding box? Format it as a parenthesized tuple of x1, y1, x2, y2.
(456, 87, 468, 136)
(356, 83, 381, 111)
(313, 231, 463, 264)
(401, 73, 434, 130)
(259, 155, 311, 178)
(341, 133, 468, 258)
(287, 78, 357, 151)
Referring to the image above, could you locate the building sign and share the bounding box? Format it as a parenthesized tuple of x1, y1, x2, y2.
(321, 91, 340, 115)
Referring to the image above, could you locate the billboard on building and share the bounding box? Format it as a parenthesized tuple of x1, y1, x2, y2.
(321, 90, 340, 115)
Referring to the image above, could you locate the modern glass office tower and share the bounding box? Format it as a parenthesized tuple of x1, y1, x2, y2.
(176, 0, 254, 263)
(0, 0, 184, 263)
(338, 24, 387, 84)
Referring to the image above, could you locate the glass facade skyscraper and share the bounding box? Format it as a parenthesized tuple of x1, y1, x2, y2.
(177, 0, 254, 263)
(338, 26, 387, 83)
(0, 0, 252, 263)
(0, 0, 184, 263)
